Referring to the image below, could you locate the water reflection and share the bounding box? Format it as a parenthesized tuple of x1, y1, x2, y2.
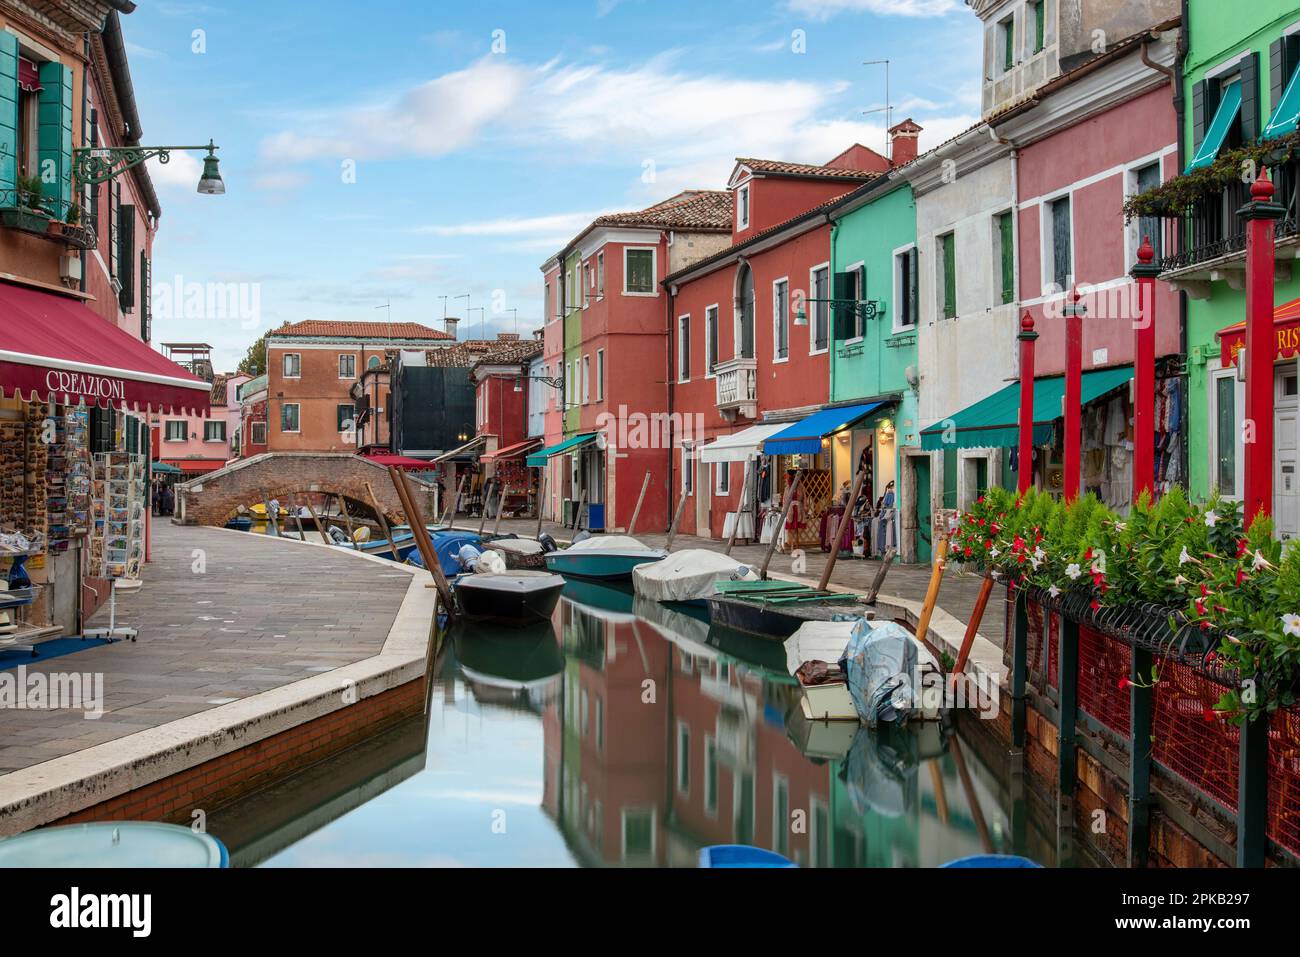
(207, 579, 1063, 867)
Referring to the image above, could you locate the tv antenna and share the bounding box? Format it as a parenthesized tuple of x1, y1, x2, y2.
(863, 59, 892, 160)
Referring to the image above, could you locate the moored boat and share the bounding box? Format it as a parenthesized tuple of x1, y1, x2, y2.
(698, 845, 796, 868)
(707, 579, 867, 640)
(454, 570, 565, 623)
(0, 822, 228, 868)
(631, 548, 755, 606)
(544, 535, 666, 582)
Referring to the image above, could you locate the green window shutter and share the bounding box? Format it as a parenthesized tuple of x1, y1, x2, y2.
(37, 61, 73, 209)
(832, 270, 854, 340)
(999, 213, 1014, 304)
(1003, 20, 1014, 71)
(1239, 50, 1260, 143)
(140, 252, 152, 341)
(942, 234, 956, 319)
(118, 205, 135, 310)
(0, 33, 17, 204)
(1034, 2, 1044, 53)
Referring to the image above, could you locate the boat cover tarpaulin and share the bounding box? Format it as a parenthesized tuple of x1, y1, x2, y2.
(562, 534, 652, 554)
(632, 548, 755, 603)
(842, 617, 924, 724)
(784, 620, 856, 678)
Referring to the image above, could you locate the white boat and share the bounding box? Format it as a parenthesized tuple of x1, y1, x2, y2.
(543, 534, 666, 582)
(785, 621, 858, 720)
(632, 548, 756, 605)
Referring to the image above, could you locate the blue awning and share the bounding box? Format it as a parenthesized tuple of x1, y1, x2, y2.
(1185, 80, 1242, 172)
(526, 432, 596, 467)
(1264, 65, 1300, 141)
(762, 402, 885, 456)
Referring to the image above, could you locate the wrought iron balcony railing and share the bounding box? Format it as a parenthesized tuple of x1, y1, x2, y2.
(0, 189, 97, 250)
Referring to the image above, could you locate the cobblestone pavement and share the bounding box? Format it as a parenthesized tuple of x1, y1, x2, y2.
(0, 523, 412, 777)
(479, 517, 1008, 647)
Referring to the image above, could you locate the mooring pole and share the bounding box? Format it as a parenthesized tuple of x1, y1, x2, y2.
(535, 470, 548, 540)
(627, 471, 651, 536)
(364, 481, 398, 560)
(817, 465, 867, 591)
(759, 472, 802, 581)
(725, 461, 753, 556)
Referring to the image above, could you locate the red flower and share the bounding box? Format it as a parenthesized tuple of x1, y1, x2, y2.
(1090, 599, 1100, 612)
(1199, 583, 1209, 597)
(1117, 676, 1130, 691)
(1236, 568, 1246, 587)
(984, 539, 993, 549)
(1202, 707, 1218, 721)
(1195, 598, 1207, 615)
(1206, 651, 1217, 662)
(964, 546, 972, 557)
(1085, 547, 1093, 561)
(1237, 539, 1249, 559)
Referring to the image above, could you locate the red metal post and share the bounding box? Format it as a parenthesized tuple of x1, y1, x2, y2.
(1017, 312, 1038, 494)
(1062, 287, 1085, 503)
(1130, 237, 1160, 503)
(1241, 172, 1285, 527)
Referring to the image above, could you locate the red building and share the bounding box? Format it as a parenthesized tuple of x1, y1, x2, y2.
(667, 147, 894, 540)
(471, 334, 543, 516)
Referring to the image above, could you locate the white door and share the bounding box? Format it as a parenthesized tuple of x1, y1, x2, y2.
(1275, 363, 1299, 540)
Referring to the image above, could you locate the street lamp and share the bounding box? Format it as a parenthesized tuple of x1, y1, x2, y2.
(73, 139, 225, 194)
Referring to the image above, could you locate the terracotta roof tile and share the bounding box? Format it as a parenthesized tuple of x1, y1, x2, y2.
(271, 320, 454, 340)
(736, 158, 879, 179)
(591, 190, 733, 230)
(209, 374, 228, 406)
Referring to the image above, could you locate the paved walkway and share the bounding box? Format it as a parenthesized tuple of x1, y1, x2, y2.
(474, 517, 1007, 647)
(0, 523, 412, 777)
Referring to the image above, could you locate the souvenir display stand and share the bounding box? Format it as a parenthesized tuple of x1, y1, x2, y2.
(85, 450, 146, 643)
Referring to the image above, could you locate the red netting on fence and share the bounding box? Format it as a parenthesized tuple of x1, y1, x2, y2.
(1268, 709, 1300, 856)
(1047, 612, 1059, 690)
(1153, 659, 1238, 812)
(1025, 600, 1045, 684)
(1077, 625, 1131, 737)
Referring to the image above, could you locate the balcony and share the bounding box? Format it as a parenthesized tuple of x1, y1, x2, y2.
(714, 356, 756, 420)
(0, 190, 98, 250)
(1155, 163, 1299, 299)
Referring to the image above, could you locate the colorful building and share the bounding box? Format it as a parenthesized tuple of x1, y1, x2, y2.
(471, 334, 543, 516)
(152, 348, 249, 476)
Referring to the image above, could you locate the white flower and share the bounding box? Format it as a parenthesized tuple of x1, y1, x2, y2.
(1113, 521, 1127, 532)
(1178, 546, 1191, 566)
(1205, 510, 1219, 528)
(1029, 555, 1042, 571)
(1048, 584, 1061, 598)
(1033, 546, 1046, 562)
(1253, 550, 1269, 571)
(1283, 614, 1300, 638)
(1065, 563, 1082, 580)
(989, 547, 1000, 559)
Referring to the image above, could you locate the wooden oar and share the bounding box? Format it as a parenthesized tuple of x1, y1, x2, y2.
(627, 471, 651, 536)
(534, 470, 548, 540)
(443, 473, 469, 528)
(364, 481, 399, 560)
(817, 465, 867, 591)
(389, 466, 456, 614)
(913, 536, 949, 648)
(760, 471, 802, 581)
(865, 547, 896, 603)
(725, 461, 753, 556)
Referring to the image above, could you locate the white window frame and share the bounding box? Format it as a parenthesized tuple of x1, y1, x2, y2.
(596, 251, 605, 298)
(1123, 152, 1169, 268)
(1209, 363, 1244, 500)
(337, 403, 356, 435)
(282, 353, 301, 378)
(203, 420, 226, 443)
(681, 444, 694, 494)
(737, 182, 751, 230)
(280, 403, 301, 434)
(705, 304, 720, 377)
(623, 246, 658, 296)
(676, 720, 690, 795)
(544, 282, 552, 322)
(1039, 188, 1075, 297)
(808, 262, 831, 356)
(677, 314, 691, 383)
(164, 420, 186, 442)
(842, 260, 865, 343)
(582, 261, 590, 308)
(250, 421, 267, 446)
(772, 277, 790, 363)
(892, 242, 918, 334)
(581, 355, 591, 404)
(714, 461, 730, 495)
(338, 353, 356, 379)
(565, 360, 573, 406)
(596, 348, 605, 401)
(772, 774, 790, 856)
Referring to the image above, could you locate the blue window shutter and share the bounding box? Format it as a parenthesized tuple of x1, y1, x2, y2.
(0, 34, 17, 205)
(37, 61, 73, 209)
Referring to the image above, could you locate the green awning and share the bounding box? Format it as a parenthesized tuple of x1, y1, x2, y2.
(526, 432, 597, 467)
(150, 461, 182, 474)
(1263, 65, 1300, 141)
(1185, 80, 1241, 172)
(919, 365, 1133, 452)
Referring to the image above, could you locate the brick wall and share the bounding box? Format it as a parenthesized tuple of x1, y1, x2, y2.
(48, 676, 426, 827)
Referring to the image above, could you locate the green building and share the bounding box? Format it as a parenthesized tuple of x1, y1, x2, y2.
(828, 180, 921, 556)
(1157, 0, 1300, 535)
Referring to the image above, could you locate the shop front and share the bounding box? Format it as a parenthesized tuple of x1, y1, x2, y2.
(0, 282, 210, 647)
(697, 422, 786, 543)
(527, 433, 598, 528)
(480, 438, 543, 518)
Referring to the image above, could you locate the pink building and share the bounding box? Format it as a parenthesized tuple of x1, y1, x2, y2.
(151, 347, 248, 475)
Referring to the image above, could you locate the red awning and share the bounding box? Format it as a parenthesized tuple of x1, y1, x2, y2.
(481, 438, 542, 463)
(0, 282, 211, 415)
(161, 459, 225, 474)
(18, 58, 41, 92)
(363, 453, 437, 470)
(1217, 296, 1300, 366)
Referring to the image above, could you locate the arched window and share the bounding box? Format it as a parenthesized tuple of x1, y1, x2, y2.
(367, 355, 381, 370)
(735, 262, 755, 360)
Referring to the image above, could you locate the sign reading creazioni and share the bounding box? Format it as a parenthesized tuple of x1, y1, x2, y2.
(44, 369, 127, 401)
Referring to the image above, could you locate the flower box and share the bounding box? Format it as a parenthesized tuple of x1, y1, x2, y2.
(0, 206, 52, 235)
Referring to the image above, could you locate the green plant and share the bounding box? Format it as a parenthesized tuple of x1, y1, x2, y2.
(15, 173, 45, 210)
(65, 202, 81, 226)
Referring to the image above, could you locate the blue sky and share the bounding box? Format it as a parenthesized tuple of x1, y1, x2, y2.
(125, 0, 983, 370)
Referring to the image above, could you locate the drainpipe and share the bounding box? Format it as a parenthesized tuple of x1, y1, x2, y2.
(666, 261, 676, 533)
(1175, 0, 1191, 493)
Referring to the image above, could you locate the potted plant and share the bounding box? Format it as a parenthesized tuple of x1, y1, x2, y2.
(47, 201, 95, 249)
(0, 174, 53, 233)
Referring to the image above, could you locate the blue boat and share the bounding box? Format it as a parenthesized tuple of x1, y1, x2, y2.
(940, 854, 1042, 868)
(699, 845, 796, 868)
(544, 535, 666, 582)
(335, 528, 483, 569)
(224, 516, 253, 532)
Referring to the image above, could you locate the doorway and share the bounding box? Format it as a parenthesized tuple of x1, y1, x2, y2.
(1276, 363, 1299, 539)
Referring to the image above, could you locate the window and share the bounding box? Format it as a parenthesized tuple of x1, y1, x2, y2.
(582, 262, 590, 307)
(736, 263, 756, 358)
(622, 809, 654, 861)
(164, 420, 186, 442)
(1132, 162, 1164, 263)
(544, 282, 552, 321)
(937, 232, 957, 319)
(996, 211, 1015, 305)
(894, 245, 918, 332)
(367, 355, 381, 370)
(834, 264, 865, 341)
(596, 349, 605, 400)
(773, 776, 790, 856)
(117, 204, 135, 311)
(678, 315, 691, 382)
(339, 354, 356, 379)
(282, 353, 301, 378)
(565, 269, 574, 307)
(714, 461, 730, 495)
(337, 404, 355, 433)
(704, 736, 718, 814)
(251, 421, 267, 446)
(810, 264, 830, 352)
(1001, 16, 1015, 72)
(1214, 372, 1240, 496)
(203, 420, 226, 442)
(581, 355, 590, 404)
(773, 278, 790, 359)
(140, 253, 152, 342)
(16, 58, 38, 180)
(1031, 1, 1044, 53)
(737, 183, 751, 229)
(705, 305, 719, 374)
(1048, 195, 1072, 292)
(682, 445, 694, 493)
(596, 252, 605, 298)
(281, 403, 300, 433)
(676, 722, 690, 794)
(624, 248, 656, 294)
(565, 360, 573, 406)
(110, 181, 120, 282)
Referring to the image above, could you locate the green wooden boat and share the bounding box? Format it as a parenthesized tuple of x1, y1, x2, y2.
(707, 580, 867, 640)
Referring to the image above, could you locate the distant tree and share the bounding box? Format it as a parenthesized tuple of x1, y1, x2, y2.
(238, 332, 269, 377)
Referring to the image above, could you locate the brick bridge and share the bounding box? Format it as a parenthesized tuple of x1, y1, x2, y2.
(174, 452, 438, 528)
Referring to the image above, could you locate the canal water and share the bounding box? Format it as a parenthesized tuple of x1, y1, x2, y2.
(205, 577, 1073, 868)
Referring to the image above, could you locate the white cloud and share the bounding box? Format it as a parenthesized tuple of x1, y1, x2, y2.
(787, 0, 962, 18)
(146, 150, 203, 192)
(412, 210, 609, 238)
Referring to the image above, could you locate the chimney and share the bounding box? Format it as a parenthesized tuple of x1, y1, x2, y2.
(888, 118, 922, 167)
(444, 316, 459, 338)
